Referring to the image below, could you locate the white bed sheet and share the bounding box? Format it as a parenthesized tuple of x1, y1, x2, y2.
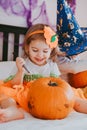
(0, 61, 87, 130)
(0, 110, 87, 130)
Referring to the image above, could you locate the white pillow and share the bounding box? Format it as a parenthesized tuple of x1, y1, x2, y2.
(0, 61, 17, 80)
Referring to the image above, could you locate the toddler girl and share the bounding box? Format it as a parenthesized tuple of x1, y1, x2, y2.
(1, 23, 87, 122)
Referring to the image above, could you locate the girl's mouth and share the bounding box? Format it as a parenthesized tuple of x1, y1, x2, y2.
(35, 57, 45, 62)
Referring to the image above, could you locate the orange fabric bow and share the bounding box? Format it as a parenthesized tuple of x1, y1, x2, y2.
(44, 26, 58, 48)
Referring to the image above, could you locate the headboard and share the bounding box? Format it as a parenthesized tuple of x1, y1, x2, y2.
(0, 24, 87, 61)
(0, 24, 28, 61)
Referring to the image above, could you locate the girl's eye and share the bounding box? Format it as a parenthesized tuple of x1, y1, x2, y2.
(43, 50, 48, 53)
(32, 49, 38, 52)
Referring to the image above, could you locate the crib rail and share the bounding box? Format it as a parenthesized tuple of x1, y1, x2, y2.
(0, 24, 27, 61)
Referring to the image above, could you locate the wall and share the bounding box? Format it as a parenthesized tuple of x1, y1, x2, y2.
(0, 0, 86, 28)
(75, 0, 87, 27)
(0, 0, 57, 29)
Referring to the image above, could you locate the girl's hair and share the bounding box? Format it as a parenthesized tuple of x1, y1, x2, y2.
(23, 23, 64, 59)
(23, 24, 45, 57)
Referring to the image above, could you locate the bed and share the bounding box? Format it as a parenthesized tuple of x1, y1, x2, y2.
(0, 24, 87, 130)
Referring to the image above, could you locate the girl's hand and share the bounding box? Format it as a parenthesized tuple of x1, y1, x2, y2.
(16, 57, 25, 72)
(69, 55, 80, 62)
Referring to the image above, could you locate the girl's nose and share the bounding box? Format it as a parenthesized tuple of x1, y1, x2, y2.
(37, 51, 43, 58)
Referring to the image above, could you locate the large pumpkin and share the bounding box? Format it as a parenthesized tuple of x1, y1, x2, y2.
(68, 71, 87, 88)
(28, 77, 75, 119)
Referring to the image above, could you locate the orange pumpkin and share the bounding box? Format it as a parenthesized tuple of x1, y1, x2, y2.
(68, 71, 87, 88)
(28, 77, 75, 119)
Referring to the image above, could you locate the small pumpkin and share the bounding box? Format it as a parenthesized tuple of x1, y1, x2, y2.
(28, 77, 75, 119)
(68, 71, 87, 88)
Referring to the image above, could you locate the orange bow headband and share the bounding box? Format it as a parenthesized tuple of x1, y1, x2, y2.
(27, 26, 58, 48)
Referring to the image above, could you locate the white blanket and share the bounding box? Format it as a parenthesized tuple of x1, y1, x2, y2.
(0, 61, 87, 130)
(0, 110, 87, 130)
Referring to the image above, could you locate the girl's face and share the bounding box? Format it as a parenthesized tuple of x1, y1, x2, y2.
(28, 40, 52, 66)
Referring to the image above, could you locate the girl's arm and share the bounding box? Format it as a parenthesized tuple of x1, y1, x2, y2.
(11, 71, 24, 85)
(11, 57, 25, 85)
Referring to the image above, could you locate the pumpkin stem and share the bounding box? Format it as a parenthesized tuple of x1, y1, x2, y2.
(48, 80, 58, 86)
